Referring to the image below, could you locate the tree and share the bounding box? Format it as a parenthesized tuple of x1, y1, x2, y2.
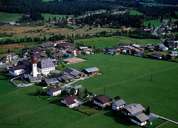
(145, 106, 151, 115)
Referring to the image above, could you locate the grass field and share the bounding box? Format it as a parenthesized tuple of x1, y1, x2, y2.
(129, 10, 143, 16)
(42, 13, 69, 21)
(0, 12, 22, 23)
(144, 19, 161, 27)
(0, 54, 178, 128)
(76, 36, 160, 48)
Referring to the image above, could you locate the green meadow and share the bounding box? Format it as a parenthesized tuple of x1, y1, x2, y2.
(76, 36, 160, 48)
(0, 54, 178, 128)
(0, 12, 22, 23)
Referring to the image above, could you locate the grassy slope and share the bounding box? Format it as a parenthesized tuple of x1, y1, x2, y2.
(42, 13, 69, 21)
(129, 10, 143, 16)
(0, 55, 178, 128)
(77, 36, 160, 48)
(0, 12, 22, 23)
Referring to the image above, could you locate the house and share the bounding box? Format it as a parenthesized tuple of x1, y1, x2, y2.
(158, 44, 168, 51)
(112, 99, 126, 111)
(47, 86, 61, 96)
(163, 39, 178, 49)
(56, 42, 74, 50)
(58, 74, 73, 83)
(82, 67, 99, 76)
(61, 96, 80, 108)
(9, 65, 26, 76)
(93, 95, 112, 108)
(64, 68, 84, 79)
(149, 53, 163, 60)
(170, 51, 178, 57)
(104, 48, 116, 55)
(44, 78, 60, 86)
(38, 58, 55, 76)
(79, 46, 94, 55)
(120, 104, 149, 126)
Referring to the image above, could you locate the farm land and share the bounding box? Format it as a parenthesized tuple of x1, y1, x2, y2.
(0, 53, 178, 128)
(0, 4, 178, 128)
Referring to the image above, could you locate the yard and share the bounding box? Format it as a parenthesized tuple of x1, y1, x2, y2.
(0, 54, 178, 128)
(76, 36, 160, 48)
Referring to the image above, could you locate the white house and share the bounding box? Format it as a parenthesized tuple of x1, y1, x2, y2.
(47, 87, 61, 96)
(61, 96, 80, 108)
(38, 58, 55, 76)
(9, 65, 25, 76)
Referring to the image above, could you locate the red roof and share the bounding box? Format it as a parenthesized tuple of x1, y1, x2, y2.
(94, 95, 112, 104)
(63, 96, 77, 105)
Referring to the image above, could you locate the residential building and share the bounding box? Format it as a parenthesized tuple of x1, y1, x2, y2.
(120, 104, 149, 126)
(47, 86, 62, 96)
(61, 96, 80, 108)
(93, 95, 112, 108)
(112, 99, 126, 111)
(82, 67, 99, 76)
(38, 58, 55, 76)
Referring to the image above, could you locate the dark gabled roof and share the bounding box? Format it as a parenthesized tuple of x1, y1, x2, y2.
(62, 96, 77, 105)
(10, 65, 26, 70)
(124, 104, 145, 115)
(38, 58, 55, 69)
(64, 68, 81, 76)
(45, 78, 59, 85)
(94, 95, 112, 104)
(113, 99, 126, 106)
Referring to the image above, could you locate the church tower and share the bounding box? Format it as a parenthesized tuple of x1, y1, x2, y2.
(31, 56, 38, 77)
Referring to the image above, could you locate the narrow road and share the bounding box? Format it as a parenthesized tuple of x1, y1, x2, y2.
(158, 115, 178, 125)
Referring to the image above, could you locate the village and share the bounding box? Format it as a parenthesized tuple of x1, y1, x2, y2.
(0, 34, 178, 127)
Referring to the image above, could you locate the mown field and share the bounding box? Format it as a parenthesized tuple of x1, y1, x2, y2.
(144, 19, 161, 27)
(0, 12, 22, 23)
(42, 13, 69, 21)
(76, 36, 160, 48)
(0, 54, 178, 128)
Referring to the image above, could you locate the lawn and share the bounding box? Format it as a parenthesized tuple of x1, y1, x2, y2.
(0, 12, 22, 23)
(76, 36, 160, 48)
(144, 19, 161, 27)
(0, 54, 178, 128)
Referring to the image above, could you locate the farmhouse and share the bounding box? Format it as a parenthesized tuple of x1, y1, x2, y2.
(112, 99, 126, 111)
(163, 39, 178, 49)
(93, 95, 112, 108)
(59, 74, 74, 83)
(120, 104, 149, 126)
(38, 58, 55, 76)
(64, 68, 84, 79)
(9, 65, 26, 76)
(44, 78, 60, 86)
(82, 67, 99, 76)
(61, 96, 80, 108)
(47, 86, 62, 96)
(104, 48, 117, 55)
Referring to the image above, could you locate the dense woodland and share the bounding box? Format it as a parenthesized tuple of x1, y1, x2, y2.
(0, 0, 178, 16)
(76, 13, 144, 28)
